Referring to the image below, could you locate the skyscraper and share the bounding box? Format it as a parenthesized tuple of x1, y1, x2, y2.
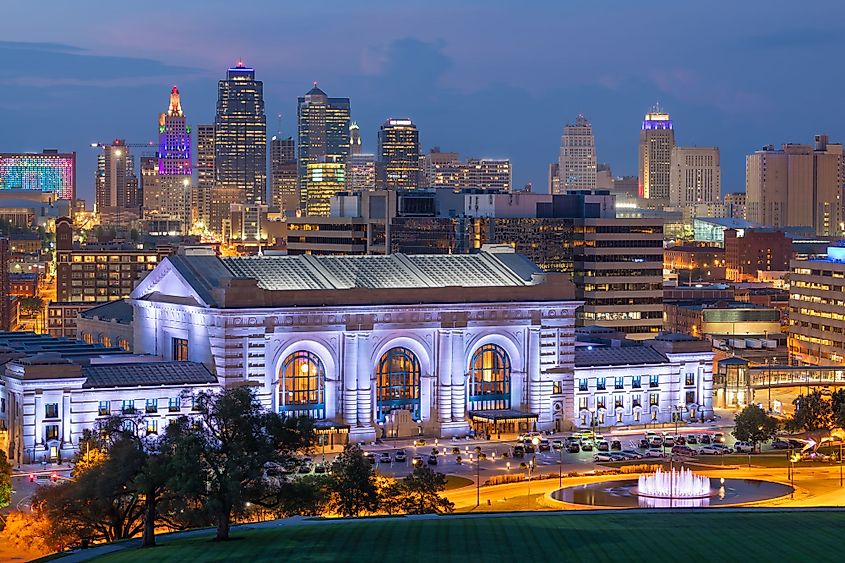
(378, 118, 420, 190)
(638, 106, 675, 203)
(304, 157, 345, 216)
(297, 84, 351, 208)
(214, 62, 266, 206)
(746, 135, 843, 236)
(346, 153, 376, 192)
(558, 114, 596, 192)
(421, 148, 461, 188)
(142, 87, 193, 231)
(669, 147, 721, 208)
(95, 140, 139, 215)
(270, 136, 298, 213)
(195, 124, 215, 231)
(350, 122, 362, 155)
(460, 159, 512, 191)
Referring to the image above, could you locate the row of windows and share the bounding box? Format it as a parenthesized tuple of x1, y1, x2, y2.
(278, 343, 515, 421)
(98, 396, 186, 416)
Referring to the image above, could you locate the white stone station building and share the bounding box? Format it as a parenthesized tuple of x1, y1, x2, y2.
(129, 248, 581, 442)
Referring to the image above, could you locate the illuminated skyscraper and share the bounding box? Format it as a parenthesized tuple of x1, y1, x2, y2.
(297, 84, 351, 208)
(95, 140, 139, 214)
(558, 114, 596, 192)
(378, 118, 420, 190)
(461, 158, 512, 191)
(0, 150, 76, 200)
(304, 157, 345, 216)
(346, 153, 376, 192)
(142, 87, 193, 232)
(195, 123, 215, 230)
(270, 136, 298, 213)
(638, 106, 675, 203)
(214, 62, 267, 206)
(350, 122, 362, 155)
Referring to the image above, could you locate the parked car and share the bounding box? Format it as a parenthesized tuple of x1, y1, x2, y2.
(619, 450, 643, 460)
(648, 437, 663, 448)
(771, 440, 791, 450)
(314, 463, 327, 474)
(639, 438, 650, 449)
(567, 443, 581, 453)
(663, 436, 676, 448)
(427, 454, 438, 466)
(523, 442, 536, 454)
(512, 445, 525, 457)
(414, 439, 427, 447)
(644, 449, 664, 458)
(686, 434, 698, 445)
(671, 445, 697, 456)
(395, 450, 407, 462)
(699, 445, 726, 455)
(675, 435, 686, 446)
(298, 463, 313, 474)
(610, 440, 622, 451)
(552, 439, 564, 450)
(539, 439, 551, 452)
(580, 441, 594, 452)
(379, 452, 392, 463)
(593, 452, 616, 462)
(711, 444, 733, 454)
(734, 441, 755, 453)
(411, 455, 423, 466)
(713, 432, 726, 443)
(596, 440, 610, 452)
(699, 434, 712, 444)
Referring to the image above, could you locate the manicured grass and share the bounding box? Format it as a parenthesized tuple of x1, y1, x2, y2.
(95, 510, 845, 562)
(444, 475, 473, 490)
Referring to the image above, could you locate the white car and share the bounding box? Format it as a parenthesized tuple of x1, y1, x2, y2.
(700, 445, 731, 455)
(734, 441, 755, 453)
(593, 452, 615, 462)
(644, 448, 664, 458)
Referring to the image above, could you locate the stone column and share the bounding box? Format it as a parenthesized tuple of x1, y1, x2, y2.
(34, 392, 43, 446)
(61, 392, 71, 447)
(527, 327, 542, 417)
(351, 332, 375, 443)
(437, 330, 452, 423)
(342, 333, 357, 427)
(450, 330, 466, 421)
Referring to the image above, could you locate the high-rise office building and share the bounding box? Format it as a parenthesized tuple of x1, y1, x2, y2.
(461, 158, 512, 191)
(421, 149, 461, 188)
(638, 107, 675, 203)
(0, 150, 76, 201)
(270, 136, 298, 213)
(350, 122, 362, 155)
(214, 62, 266, 206)
(669, 146, 720, 208)
(378, 118, 420, 190)
(558, 114, 596, 192)
(548, 163, 560, 194)
(304, 158, 346, 216)
(142, 87, 193, 231)
(346, 153, 376, 192)
(298, 84, 351, 208)
(195, 124, 215, 230)
(95, 140, 139, 214)
(746, 135, 843, 236)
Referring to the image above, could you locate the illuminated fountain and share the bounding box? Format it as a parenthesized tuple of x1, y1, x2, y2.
(637, 467, 711, 499)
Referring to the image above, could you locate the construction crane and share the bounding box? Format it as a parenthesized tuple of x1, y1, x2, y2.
(90, 140, 157, 155)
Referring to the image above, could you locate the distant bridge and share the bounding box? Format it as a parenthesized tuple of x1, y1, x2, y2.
(749, 366, 845, 390)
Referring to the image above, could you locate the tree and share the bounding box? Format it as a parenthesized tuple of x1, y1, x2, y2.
(787, 391, 833, 432)
(0, 448, 12, 509)
(376, 475, 406, 515)
(18, 296, 44, 317)
(732, 404, 779, 450)
(164, 387, 312, 540)
(329, 444, 379, 517)
(271, 475, 332, 517)
(401, 465, 454, 514)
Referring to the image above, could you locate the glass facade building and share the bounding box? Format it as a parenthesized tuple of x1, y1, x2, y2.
(378, 118, 420, 190)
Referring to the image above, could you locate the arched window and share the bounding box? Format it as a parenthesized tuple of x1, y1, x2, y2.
(468, 344, 511, 410)
(279, 351, 325, 419)
(376, 347, 421, 422)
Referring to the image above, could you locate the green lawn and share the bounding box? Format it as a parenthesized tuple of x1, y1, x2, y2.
(93, 511, 845, 562)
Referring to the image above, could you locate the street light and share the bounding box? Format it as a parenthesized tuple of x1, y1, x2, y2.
(527, 436, 540, 506)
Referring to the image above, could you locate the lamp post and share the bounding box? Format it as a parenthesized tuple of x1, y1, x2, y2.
(559, 439, 564, 488)
(528, 436, 540, 506)
(476, 452, 481, 508)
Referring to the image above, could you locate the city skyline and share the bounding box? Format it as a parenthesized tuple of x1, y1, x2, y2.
(1, 2, 845, 202)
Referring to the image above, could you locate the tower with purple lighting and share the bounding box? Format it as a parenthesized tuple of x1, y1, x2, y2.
(158, 86, 192, 175)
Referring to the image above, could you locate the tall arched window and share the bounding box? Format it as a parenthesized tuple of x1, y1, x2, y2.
(468, 344, 511, 410)
(376, 347, 421, 422)
(279, 351, 325, 419)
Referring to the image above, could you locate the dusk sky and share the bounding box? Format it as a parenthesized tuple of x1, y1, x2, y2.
(1, 0, 844, 202)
